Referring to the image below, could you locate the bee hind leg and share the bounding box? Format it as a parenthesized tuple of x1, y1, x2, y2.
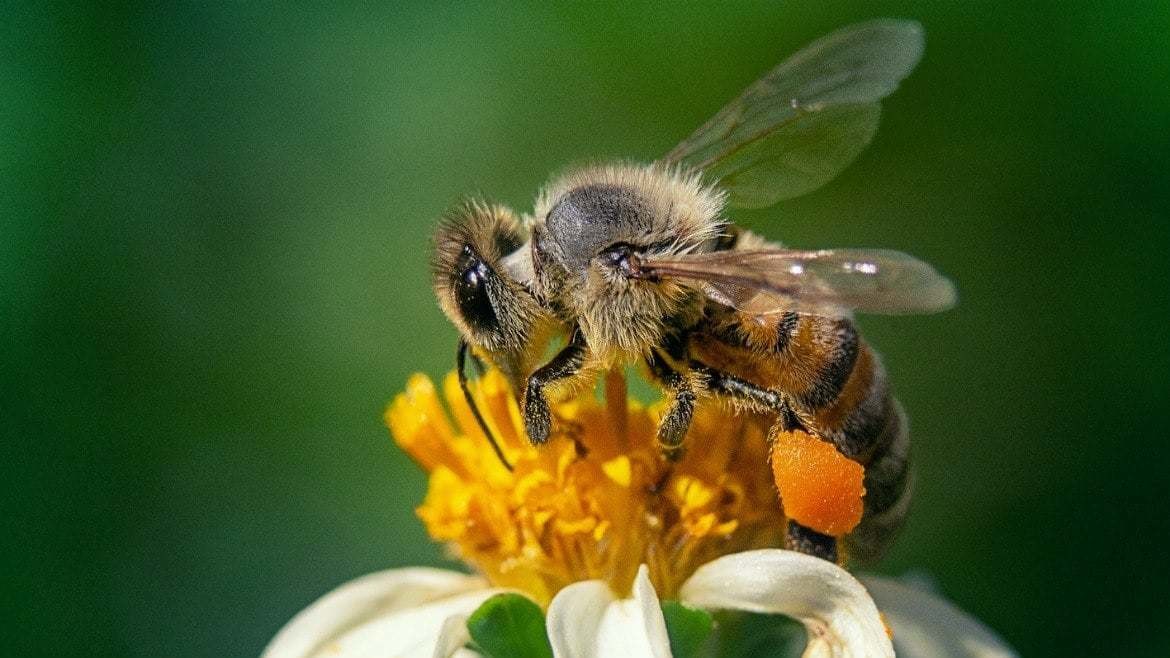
(786, 521, 840, 563)
(690, 361, 804, 431)
(692, 362, 845, 563)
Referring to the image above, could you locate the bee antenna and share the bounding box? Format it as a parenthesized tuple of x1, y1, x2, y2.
(457, 340, 514, 471)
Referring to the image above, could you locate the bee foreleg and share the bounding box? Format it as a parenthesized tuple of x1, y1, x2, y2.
(690, 361, 803, 432)
(522, 329, 588, 445)
(645, 350, 696, 460)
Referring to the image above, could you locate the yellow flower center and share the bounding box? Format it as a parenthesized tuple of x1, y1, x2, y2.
(386, 368, 786, 605)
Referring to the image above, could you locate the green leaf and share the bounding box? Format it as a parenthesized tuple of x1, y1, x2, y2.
(710, 610, 807, 658)
(466, 593, 553, 658)
(662, 600, 715, 658)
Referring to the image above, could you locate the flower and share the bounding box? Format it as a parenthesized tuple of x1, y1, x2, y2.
(264, 368, 1017, 657)
(262, 556, 1015, 657)
(389, 368, 786, 603)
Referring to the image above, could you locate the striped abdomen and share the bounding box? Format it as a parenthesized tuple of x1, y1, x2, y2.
(691, 310, 912, 562)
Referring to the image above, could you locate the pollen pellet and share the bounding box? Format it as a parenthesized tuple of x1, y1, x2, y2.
(770, 430, 865, 536)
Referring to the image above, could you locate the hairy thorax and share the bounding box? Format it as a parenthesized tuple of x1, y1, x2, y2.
(576, 270, 704, 363)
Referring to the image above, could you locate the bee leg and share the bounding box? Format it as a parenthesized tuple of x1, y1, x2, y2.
(695, 362, 844, 562)
(690, 362, 804, 431)
(523, 329, 588, 445)
(786, 521, 839, 563)
(645, 350, 696, 460)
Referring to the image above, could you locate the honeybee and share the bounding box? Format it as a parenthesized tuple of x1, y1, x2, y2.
(431, 20, 954, 562)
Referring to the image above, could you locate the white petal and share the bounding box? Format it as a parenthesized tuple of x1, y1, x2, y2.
(861, 576, 1018, 658)
(547, 565, 671, 658)
(263, 567, 493, 658)
(313, 590, 501, 658)
(597, 566, 671, 658)
(679, 549, 892, 658)
(433, 613, 474, 658)
(546, 579, 611, 658)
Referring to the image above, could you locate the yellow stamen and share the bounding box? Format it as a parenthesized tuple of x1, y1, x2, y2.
(387, 368, 786, 605)
(601, 456, 632, 487)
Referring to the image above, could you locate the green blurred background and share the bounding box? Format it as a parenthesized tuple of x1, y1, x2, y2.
(4, 2, 1168, 656)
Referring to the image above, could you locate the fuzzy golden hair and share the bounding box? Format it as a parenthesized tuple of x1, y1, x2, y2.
(528, 163, 728, 361)
(431, 200, 547, 359)
(532, 162, 727, 256)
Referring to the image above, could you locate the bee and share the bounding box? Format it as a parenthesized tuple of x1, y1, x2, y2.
(431, 19, 954, 562)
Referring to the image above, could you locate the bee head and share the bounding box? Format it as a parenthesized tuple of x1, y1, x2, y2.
(432, 201, 543, 357)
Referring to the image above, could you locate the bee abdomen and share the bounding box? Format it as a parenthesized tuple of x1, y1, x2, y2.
(793, 318, 860, 410)
(827, 351, 891, 460)
(845, 399, 912, 563)
(810, 344, 913, 563)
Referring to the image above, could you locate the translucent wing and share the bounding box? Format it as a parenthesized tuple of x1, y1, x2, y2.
(662, 19, 924, 208)
(639, 248, 956, 317)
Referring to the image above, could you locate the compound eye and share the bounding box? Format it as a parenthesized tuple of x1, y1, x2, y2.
(456, 246, 499, 332)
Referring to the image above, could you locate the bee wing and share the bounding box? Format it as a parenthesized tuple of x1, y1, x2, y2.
(640, 248, 956, 316)
(661, 19, 923, 209)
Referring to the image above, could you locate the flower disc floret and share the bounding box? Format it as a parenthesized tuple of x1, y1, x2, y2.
(387, 369, 786, 604)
